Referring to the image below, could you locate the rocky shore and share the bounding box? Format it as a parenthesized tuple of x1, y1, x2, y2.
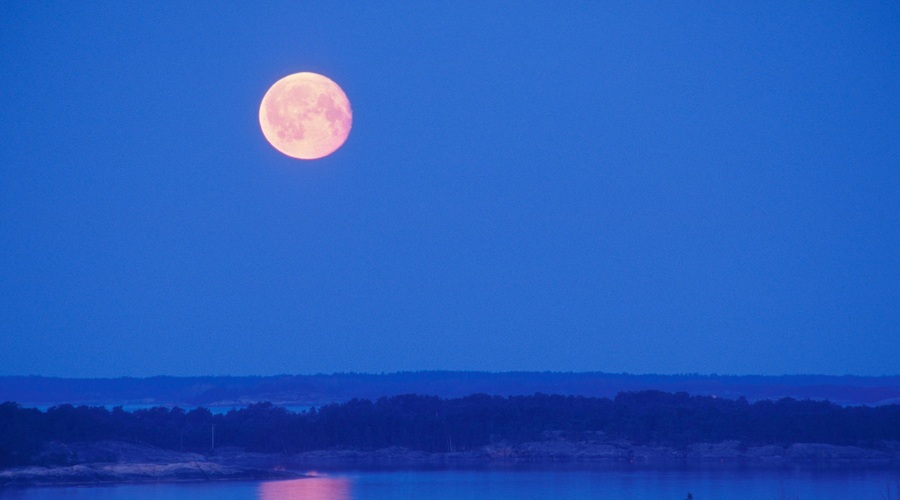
(0, 442, 298, 487)
(2, 439, 898, 487)
(0, 461, 298, 487)
(288, 439, 900, 465)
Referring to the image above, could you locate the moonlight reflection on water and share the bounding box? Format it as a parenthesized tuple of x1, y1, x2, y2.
(258, 476, 352, 500)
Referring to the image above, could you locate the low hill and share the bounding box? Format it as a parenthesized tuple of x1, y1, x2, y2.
(2, 372, 899, 409)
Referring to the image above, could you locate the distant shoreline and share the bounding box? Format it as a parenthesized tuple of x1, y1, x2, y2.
(4, 371, 900, 408)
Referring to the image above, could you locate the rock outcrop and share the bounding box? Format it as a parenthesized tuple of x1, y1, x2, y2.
(3, 438, 898, 486)
(1, 441, 298, 487)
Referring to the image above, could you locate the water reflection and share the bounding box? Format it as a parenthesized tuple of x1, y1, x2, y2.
(258, 476, 352, 500)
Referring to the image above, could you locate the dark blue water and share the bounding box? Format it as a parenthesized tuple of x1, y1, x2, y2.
(2, 465, 898, 499)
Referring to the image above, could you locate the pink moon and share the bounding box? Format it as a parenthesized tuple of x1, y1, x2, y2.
(259, 72, 352, 160)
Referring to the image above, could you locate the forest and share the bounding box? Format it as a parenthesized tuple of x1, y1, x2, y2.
(2, 391, 899, 467)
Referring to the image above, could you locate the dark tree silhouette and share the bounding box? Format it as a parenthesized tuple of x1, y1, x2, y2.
(1, 392, 898, 467)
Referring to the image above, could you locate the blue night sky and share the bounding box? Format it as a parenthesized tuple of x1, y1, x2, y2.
(1, 2, 897, 377)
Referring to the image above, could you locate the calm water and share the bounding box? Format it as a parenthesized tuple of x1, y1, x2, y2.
(2, 465, 898, 499)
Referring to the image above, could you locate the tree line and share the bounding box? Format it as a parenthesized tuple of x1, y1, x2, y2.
(5, 372, 899, 407)
(2, 391, 899, 467)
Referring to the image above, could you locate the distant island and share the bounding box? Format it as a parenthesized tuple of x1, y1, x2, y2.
(2, 390, 899, 486)
(3, 371, 900, 410)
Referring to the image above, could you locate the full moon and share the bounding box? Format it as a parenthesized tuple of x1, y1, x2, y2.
(259, 72, 352, 160)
